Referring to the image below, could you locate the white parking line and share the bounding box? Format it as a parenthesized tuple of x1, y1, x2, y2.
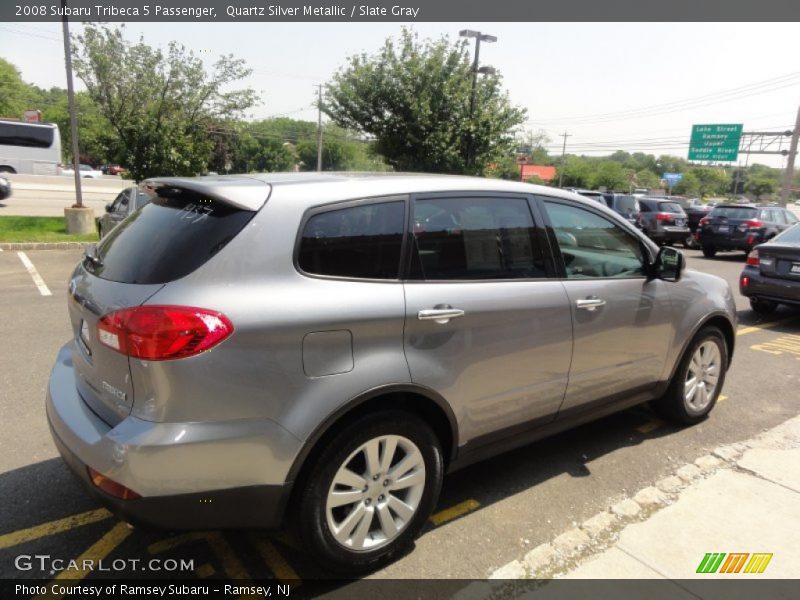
(17, 251, 52, 296)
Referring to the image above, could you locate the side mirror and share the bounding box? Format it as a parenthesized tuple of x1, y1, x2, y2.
(105, 204, 112, 213)
(653, 246, 685, 282)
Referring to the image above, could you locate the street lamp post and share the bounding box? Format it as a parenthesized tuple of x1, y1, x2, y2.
(459, 30, 496, 171)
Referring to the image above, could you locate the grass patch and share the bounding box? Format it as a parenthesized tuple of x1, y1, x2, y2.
(0, 216, 98, 243)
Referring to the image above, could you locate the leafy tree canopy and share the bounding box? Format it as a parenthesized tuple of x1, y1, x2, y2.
(323, 29, 526, 174)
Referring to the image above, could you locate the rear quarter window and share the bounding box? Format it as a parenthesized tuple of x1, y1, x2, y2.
(711, 207, 757, 219)
(90, 188, 255, 284)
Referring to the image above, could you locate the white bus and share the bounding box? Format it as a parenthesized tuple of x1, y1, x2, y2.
(0, 120, 62, 175)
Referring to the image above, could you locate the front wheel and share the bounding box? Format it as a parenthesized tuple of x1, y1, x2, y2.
(653, 327, 728, 425)
(295, 411, 443, 574)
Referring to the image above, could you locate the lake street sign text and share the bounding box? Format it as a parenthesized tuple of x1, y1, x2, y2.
(688, 124, 743, 162)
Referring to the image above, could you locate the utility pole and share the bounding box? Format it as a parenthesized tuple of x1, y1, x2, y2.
(459, 30, 497, 171)
(315, 84, 323, 172)
(780, 103, 800, 205)
(557, 131, 571, 188)
(61, 0, 82, 208)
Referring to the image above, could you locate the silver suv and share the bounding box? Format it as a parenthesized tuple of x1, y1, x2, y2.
(47, 173, 736, 573)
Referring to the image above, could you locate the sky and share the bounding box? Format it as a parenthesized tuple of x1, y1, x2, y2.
(1, 21, 799, 168)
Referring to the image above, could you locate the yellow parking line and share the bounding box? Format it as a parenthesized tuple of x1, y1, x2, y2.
(636, 418, 665, 434)
(52, 521, 132, 581)
(0, 508, 111, 550)
(147, 532, 204, 555)
(430, 499, 480, 526)
(737, 317, 796, 337)
(718, 394, 729, 403)
(249, 533, 302, 585)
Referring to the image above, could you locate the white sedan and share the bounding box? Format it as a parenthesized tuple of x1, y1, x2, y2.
(60, 164, 103, 178)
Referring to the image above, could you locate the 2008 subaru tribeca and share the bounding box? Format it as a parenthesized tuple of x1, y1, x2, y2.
(47, 173, 736, 573)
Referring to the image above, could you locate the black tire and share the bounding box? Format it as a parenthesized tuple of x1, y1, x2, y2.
(750, 298, 778, 314)
(683, 235, 697, 249)
(701, 245, 717, 258)
(294, 411, 443, 574)
(653, 326, 728, 425)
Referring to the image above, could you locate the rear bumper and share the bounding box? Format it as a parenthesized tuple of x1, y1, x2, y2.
(698, 231, 763, 251)
(740, 266, 800, 305)
(46, 342, 301, 530)
(647, 226, 690, 243)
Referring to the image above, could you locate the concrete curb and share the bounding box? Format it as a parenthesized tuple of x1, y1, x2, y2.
(0, 242, 94, 251)
(483, 417, 800, 583)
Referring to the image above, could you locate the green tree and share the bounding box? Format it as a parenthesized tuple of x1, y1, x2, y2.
(557, 156, 593, 188)
(745, 176, 776, 200)
(0, 58, 37, 118)
(72, 25, 258, 181)
(635, 169, 660, 190)
(323, 29, 526, 174)
(41, 90, 113, 165)
(676, 167, 728, 198)
(591, 161, 628, 191)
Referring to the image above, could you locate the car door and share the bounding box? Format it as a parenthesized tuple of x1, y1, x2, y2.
(402, 192, 573, 445)
(538, 197, 673, 416)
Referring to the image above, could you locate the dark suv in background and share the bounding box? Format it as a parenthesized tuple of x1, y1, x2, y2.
(696, 204, 798, 258)
(601, 193, 641, 227)
(638, 197, 691, 247)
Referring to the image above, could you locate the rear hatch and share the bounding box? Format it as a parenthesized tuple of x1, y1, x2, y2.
(655, 201, 688, 228)
(612, 195, 640, 224)
(704, 206, 758, 241)
(67, 180, 265, 426)
(755, 227, 800, 281)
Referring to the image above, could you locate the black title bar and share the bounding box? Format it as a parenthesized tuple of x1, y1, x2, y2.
(3, 0, 800, 22)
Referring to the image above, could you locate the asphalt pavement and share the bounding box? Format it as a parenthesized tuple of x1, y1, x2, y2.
(0, 247, 797, 587)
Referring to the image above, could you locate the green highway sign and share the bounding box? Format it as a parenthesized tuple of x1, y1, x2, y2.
(688, 124, 743, 161)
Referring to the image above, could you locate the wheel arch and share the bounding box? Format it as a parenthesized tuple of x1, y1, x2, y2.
(285, 384, 458, 492)
(667, 313, 735, 383)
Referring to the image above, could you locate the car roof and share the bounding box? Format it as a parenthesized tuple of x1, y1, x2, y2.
(145, 172, 593, 211)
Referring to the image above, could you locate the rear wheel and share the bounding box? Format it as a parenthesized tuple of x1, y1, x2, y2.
(701, 245, 717, 258)
(750, 298, 778, 314)
(653, 327, 727, 425)
(295, 411, 443, 574)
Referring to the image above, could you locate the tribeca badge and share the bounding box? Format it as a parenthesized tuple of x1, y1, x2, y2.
(696, 552, 773, 574)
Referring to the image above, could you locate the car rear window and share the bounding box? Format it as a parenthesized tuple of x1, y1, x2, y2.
(710, 206, 757, 219)
(775, 224, 800, 243)
(658, 202, 684, 213)
(615, 196, 639, 212)
(89, 187, 255, 284)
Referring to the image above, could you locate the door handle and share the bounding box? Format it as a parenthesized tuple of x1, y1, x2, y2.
(418, 308, 465, 324)
(576, 297, 606, 311)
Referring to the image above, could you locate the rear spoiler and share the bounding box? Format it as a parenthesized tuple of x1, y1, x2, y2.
(141, 176, 272, 211)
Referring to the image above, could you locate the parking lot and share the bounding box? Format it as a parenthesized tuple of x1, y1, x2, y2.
(0, 246, 798, 588)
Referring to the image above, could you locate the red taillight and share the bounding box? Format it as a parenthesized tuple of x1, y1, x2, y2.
(655, 212, 673, 222)
(740, 276, 749, 288)
(746, 249, 759, 266)
(699, 217, 710, 226)
(97, 305, 234, 360)
(742, 219, 764, 228)
(88, 467, 141, 500)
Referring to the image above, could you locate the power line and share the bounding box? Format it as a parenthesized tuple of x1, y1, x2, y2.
(526, 72, 800, 125)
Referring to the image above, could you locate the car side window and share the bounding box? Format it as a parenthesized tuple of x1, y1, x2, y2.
(298, 201, 405, 279)
(409, 196, 547, 280)
(543, 200, 646, 279)
(785, 210, 798, 224)
(109, 191, 128, 214)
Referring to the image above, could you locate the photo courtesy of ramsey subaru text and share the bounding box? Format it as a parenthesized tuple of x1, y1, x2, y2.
(47, 173, 737, 573)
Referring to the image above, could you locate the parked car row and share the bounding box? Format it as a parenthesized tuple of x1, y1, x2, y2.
(58, 163, 128, 178)
(696, 204, 798, 257)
